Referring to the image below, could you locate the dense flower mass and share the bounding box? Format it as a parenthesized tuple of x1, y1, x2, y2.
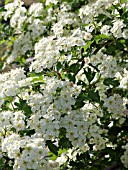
(0, 0, 128, 169)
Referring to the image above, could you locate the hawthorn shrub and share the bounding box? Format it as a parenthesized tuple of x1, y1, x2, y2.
(0, 0, 128, 169)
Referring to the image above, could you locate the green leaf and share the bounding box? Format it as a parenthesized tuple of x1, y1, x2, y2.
(59, 137, 72, 149)
(88, 90, 100, 102)
(46, 140, 59, 156)
(58, 148, 67, 156)
(67, 73, 76, 83)
(0, 158, 5, 167)
(116, 41, 125, 50)
(0, 39, 6, 45)
(31, 76, 44, 83)
(77, 80, 87, 87)
(74, 92, 88, 109)
(84, 68, 95, 83)
(59, 127, 66, 138)
(69, 160, 85, 169)
(69, 62, 81, 75)
(84, 40, 94, 52)
(56, 62, 62, 71)
(94, 34, 109, 44)
(48, 151, 58, 161)
(108, 126, 120, 144)
(0, 62, 4, 70)
(14, 99, 32, 117)
(5, 0, 11, 4)
(120, 0, 127, 3)
(16, 56, 26, 66)
(20, 100, 32, 117)
(14, 102, 20, 107)
(105, 42, 116, 55)
(103, 78, 120, 87)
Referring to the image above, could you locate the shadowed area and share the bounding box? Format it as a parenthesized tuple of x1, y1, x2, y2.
(0, 0, 38, 7)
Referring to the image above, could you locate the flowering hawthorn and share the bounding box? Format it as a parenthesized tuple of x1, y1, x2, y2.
(0, 0, 128, 169)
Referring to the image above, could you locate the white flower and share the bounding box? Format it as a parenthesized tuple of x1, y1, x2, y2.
(28, 3, 44, 17)
(45, 0, 59, 6)
(56, 153, 68, 166)
(122, 29, 128, 39)
(110, 20, 126, 38)
(0, 111, 13, 129)
(121, 144, 128, 168)
(100, 25, 110, 35)
(52, 22, 63, 37)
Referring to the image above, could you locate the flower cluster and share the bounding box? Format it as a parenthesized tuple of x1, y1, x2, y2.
(0, 0, 128, 169)
(0, 68, 26, 99)
(121, 144, 128, 168)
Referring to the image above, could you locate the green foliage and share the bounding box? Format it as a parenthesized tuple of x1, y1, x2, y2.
(5, 0, 12, 5)
(103, 78, 120, 87)
(14, 98, 32, 117)
(46, 140, 59, 156)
